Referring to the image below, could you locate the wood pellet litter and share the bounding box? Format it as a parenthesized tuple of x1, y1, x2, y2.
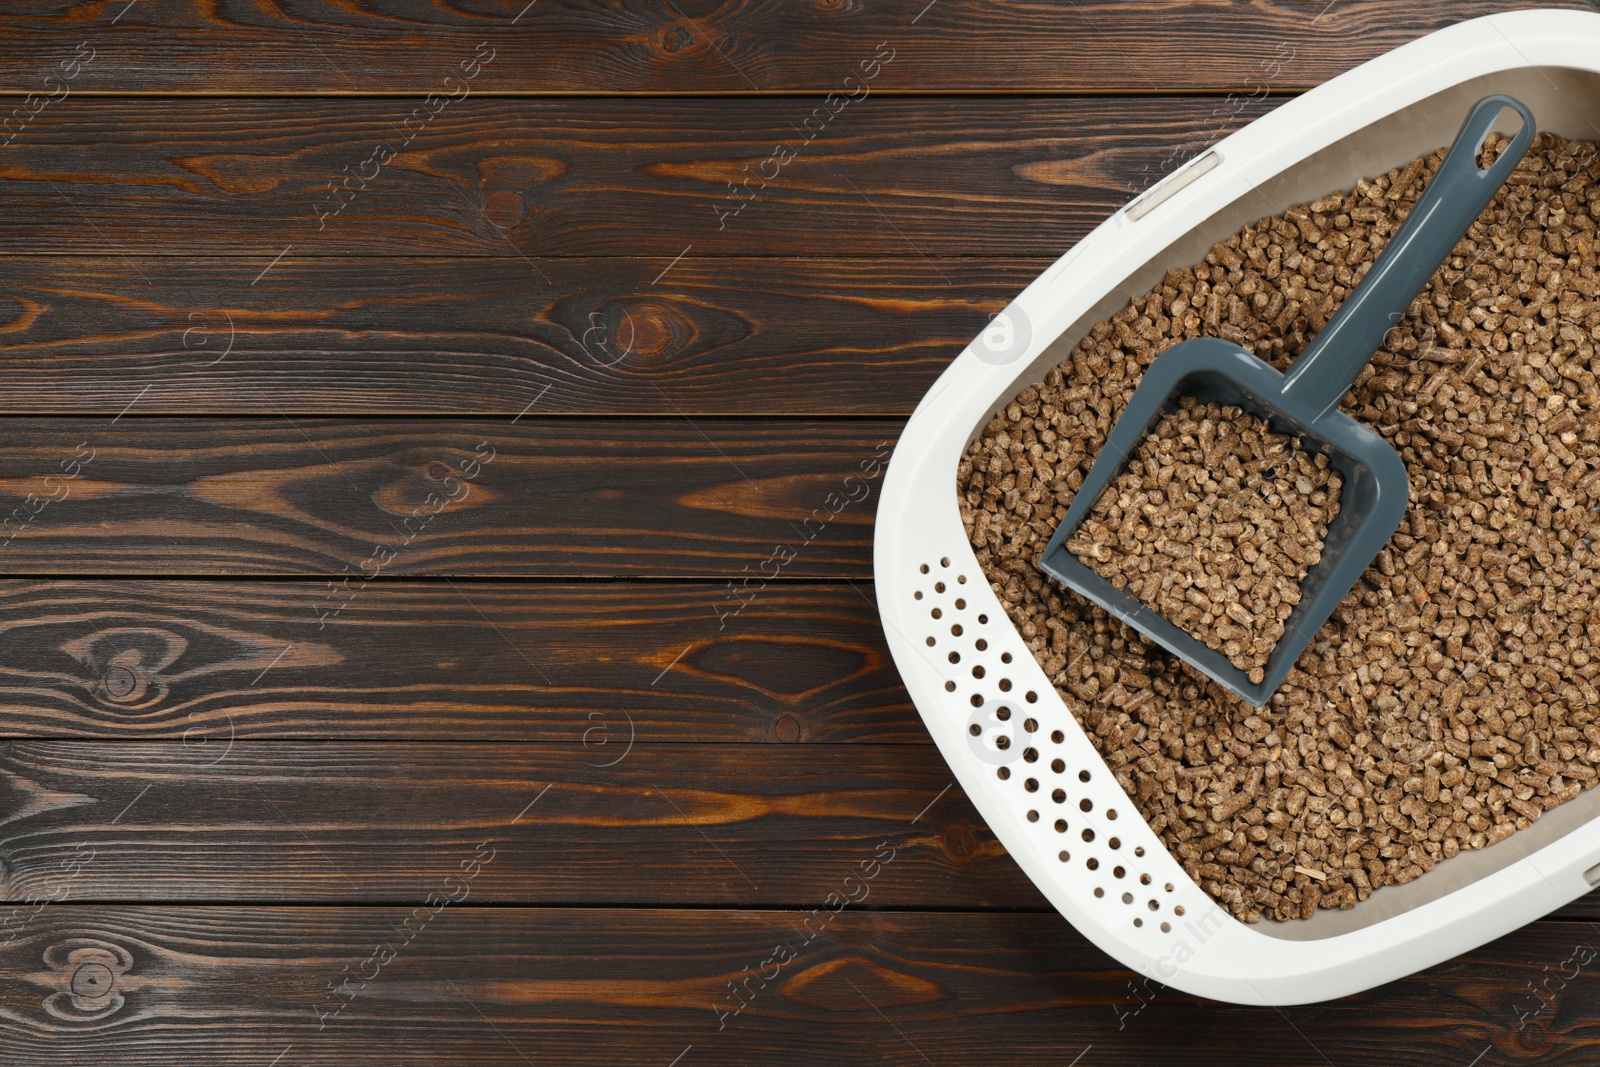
(1065, 397, 1344, 679)
(958, 133, 1600, 922)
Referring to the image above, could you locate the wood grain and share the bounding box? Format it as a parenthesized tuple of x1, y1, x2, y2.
(0, 418, 894, 577)
(0, 579, 919, 742)
(0, 905, 1595, 1064)
(0, 0, 1581, 93)
(2, 737, 1596, 920)
(0, 740, 1035, 907)
(0, 256, 1027, 415)
(0, 96, 1282, 255)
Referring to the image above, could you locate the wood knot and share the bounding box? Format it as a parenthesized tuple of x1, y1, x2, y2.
(103, 666, 137, 700)
(483, 189, 526, 229)
(371, 445, 498, 519)
(71, 963, 113, 998)
(774, 713, 802, 743)
(1515, 1021, 1551, 1053)
(43, 938, 133, 1024)
(942, 822, 978, 862)
(65, 628, 186, 710)
(660, 23, 692, 53)
(581, 297, 697, 368)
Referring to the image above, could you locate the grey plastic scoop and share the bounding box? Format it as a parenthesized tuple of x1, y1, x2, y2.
(1039, 93, 1535, 706)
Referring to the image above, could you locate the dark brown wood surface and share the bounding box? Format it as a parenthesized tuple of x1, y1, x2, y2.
(3, 0, 1599, 1060)
(0, 907, 1596, 1065)
(0, 579, 919, 742)
(0, 257, 1019, 415)
(0, 418, 892, 576)
(0, 739, 1032, 906)
(0, 0, 1582, 93)
(0, 97, 1281, 256)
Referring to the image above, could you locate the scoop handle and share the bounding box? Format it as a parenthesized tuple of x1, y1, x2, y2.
(1279, 94, 1535, 415)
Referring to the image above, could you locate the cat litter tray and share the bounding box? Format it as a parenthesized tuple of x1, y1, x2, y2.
(874, 8, 1600, 1006)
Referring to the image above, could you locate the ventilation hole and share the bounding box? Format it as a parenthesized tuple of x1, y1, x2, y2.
(944, 681, 957, 692)
(1108, 837, 1121, 850)
(998, 678, 1012, 691)
(914, 591, 923, 600)
(1122, 893, 1134, 905)
(1023, 718, 1038, 733)
(970, 694, 983, 708)
(1161, 922, 1171, 933)
(1081, 829, 1095, 842)
(1058, 851, 1070, 862)
(996, 707, 1011, 721)
(935, 581, 946, 594)
(1001, 652, 1013, 664)
(954, 599, 966, 610)
(940, 557, 950, 567)
(968, 724, 982, 737)
(997, 767, 1010, 780)
(926, 637, 936, 647)
(1049, 817, 1067, 833)
(1174, 905, 1185, 916)
(1086, 857, 1099, 870)
(1051, 788, 1066, 804)
(972, 665, 985, 679)
(1140, 874, 1152, 886)
(1051, 730, 1064, 744)
(932, 608, 943, 620)
(1079, 770, 1091, 783)
(1079, 798, 1093, 812)
(996, 736, 1011, 750)
(978, 614, 988, 624)
(1148, 900, 1160, 912)
(1107, 809, 1118, 821)
(951, 624, 963, 637)
(1024, 777, 1037, 791)
(920, 564, 930, 574)
(975, 638, 988, 651)
(1165, 883, 1174, 893)
(1025, 691, 1038, 703)
(947, 651, 960, 664)
(1135, 847, 1146, 858)
(958, 574, 967, 584)
(1051, 759, 1065, 774)
(1133, 918, 1143, 928)
(1027, 810, 1039, 823)
(1023, 748, 1038, 763)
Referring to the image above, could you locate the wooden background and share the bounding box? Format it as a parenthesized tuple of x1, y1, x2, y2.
(0, 0, 1598, 1062)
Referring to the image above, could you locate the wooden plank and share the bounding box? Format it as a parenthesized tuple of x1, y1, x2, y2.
(0, 579, 919, 743)
(0, 740, 1037, 907)
(0, 1, 1581, 93)
(0, 418, 894, 577)
(0, 256, 1026, 415)
(0, 96, 1280, 256)
(6, 582, 1600, 919)
(0, 905, 1595, 1063)
(6, 735, 1594, 921)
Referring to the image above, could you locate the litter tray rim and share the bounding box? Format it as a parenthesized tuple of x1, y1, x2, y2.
(875, 7, 1600, 1006)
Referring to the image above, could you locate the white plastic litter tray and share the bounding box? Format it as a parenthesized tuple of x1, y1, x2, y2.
(874, 9, 1600, 1005)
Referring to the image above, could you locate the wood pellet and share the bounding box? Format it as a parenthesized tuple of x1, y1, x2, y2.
(1065, 397, 1344, 679)
(957, 132, 1600, 923)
